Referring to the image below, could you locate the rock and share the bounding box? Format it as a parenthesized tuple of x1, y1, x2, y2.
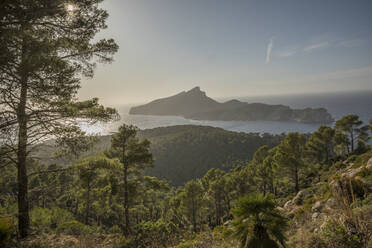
(293, 190, 304, 205)
(312, 212, 320, 220)
(325, 197, 338, 210)
(284, 200, 294, 210)
(312, 201, 323, 212)
(366, 157, 372, 169)
(342, 167, 362, 178)
(320, 220, 328, 231)
(276, 207, 285, 212)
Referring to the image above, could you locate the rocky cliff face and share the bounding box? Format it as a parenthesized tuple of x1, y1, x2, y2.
(130, 87, 334, 123)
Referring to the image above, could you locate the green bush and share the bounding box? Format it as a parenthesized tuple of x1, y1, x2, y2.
(131, 220, 178, 247)
(175, 240, 201, 248)
(0, 217, 13, 245)
(31, 207, 74, 232)
(357, 167, 372, 180)
(0, 217, 16, 247)
(56, 220, 94, 236)
(321, 220, 363, 248)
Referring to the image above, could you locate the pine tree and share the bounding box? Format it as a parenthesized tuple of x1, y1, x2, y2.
(74, 156, 119, 225)
(105, 124, 153, 235)
(180, 180, 205, 232)
(0, 0, 118, 237)
(305, 126, 335, 164)
(335, 115, 364, 153)
(274, 132, 306, 193)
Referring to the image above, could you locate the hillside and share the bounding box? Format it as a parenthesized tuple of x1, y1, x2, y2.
(33, 125, 284, 185)
(129, 87, 334, 123)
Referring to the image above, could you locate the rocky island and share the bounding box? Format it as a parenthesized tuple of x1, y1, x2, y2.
(129, 87, 334, 123)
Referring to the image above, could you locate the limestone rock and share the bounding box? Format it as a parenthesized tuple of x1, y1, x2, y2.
(284, 200, 294, 211)
(366, 157, 372, 169)
(312, 212, 320, 220)
(342, 167, 362, 178)
(325, 197, 338, 210)
(293, 190, 304, 205)
(312, 201, 323, 212)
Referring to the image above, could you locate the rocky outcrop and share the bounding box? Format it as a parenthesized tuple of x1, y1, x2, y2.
(366, 157, 372, 170)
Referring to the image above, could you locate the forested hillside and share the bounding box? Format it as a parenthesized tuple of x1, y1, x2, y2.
(33, 125, 284, 186)
(140, 125, 284, 185)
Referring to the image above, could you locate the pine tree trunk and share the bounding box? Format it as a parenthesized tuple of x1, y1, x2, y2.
(85, 180, 91, 225)
(295, 165, 299, 193)
(17, 75, 29, 239)
(123, 164, 130, 234)
(192, 193, 196, 232)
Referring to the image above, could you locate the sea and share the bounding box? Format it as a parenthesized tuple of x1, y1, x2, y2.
(81, 91, 372, 135)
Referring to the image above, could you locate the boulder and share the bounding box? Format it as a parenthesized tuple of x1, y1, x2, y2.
(284, 200, 294, 211)
(276, 207, 285, 212)
(312, 201, 323, 212)
(342, 167, 362, 178)
(325, 197, 338, 210)
(312, 212, 320, 220)
(366, 157, 372, 170)
(293, 190, 304, 205)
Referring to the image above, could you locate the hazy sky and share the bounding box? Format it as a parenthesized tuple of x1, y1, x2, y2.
(78, 0, 372, 106)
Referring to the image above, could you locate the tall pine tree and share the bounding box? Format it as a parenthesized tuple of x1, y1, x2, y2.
(0, 0, 118, 237)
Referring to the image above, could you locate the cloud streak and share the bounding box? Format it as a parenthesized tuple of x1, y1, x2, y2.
(303, 41, 329, 52)
(277, 47, 298, 58)
(266, 38, 273, 64)
(337, 39, 365, 48)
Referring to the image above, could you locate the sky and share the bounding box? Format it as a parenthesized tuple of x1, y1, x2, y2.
(78, 0, 372, 106)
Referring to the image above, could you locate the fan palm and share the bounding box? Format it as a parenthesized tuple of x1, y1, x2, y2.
(230, 194, 288, 248)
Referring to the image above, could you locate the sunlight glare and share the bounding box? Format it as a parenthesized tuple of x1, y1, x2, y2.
(66, 4, 75, 12)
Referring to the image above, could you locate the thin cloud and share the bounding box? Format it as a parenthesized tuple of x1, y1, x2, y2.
(337, 39, 365, 48)
(265, 38, 273, 64)
(303, 41, 329, 52)
(277, 47, 298, 58)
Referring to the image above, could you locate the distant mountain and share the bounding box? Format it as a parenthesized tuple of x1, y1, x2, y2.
(129, 87, 334, 123)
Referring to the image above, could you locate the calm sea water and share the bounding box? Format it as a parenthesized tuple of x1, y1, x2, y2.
(81, 91, 372, 135)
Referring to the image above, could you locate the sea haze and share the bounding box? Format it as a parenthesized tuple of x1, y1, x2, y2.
(82, 90, 372, 135)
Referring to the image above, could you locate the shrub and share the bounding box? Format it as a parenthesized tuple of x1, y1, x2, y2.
(131, 220, 178, 247)
(305, 235, 327, 248)
(0, 217, 14, 246)
(31, 207, 74, 232)
(56, 220, 94, 236)
(321, 220, 363, 248)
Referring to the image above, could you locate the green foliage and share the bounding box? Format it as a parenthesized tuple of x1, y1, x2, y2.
(335, 114, 367, 153)
(56, 220, 94, 236)
(140, 125, 284, 185)
(132, 220, 177, 247)
(305, 126, 335, 164)
(0, 217, 14, 245)
(274, 132, 307, 193)
(31, 207, 74, 232)
(230, 194, 288, 248)
(321, 220, 363, 248)
(180, 181, 206, 232)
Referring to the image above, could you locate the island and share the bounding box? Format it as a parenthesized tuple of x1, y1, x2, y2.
(129, 87, 334, 123)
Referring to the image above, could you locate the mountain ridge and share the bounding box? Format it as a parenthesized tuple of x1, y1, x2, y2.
(129, 87, 334, 123)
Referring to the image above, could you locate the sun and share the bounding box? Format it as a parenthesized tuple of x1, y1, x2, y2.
(66, 4, 75, 12)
